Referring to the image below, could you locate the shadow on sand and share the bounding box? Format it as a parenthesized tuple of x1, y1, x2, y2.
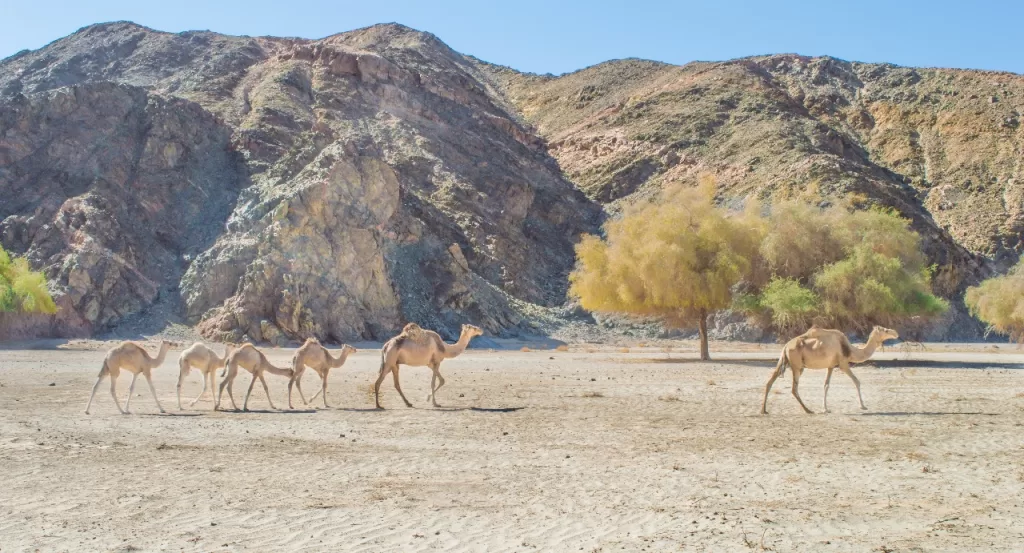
(215, 408, 318, 414)
(140, 411, 205, 417)
(869, 360, 1024, 370)
(859, 411, 1000, 417)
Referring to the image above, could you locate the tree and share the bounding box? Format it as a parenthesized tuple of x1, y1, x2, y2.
(569, 179, 762, 360)
(0, 245, 57, 315)
(744, 202, 947, 334)
(964, 259, 1024, 341)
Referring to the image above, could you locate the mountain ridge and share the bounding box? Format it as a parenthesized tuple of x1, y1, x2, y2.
(2, 22, 1022, 341)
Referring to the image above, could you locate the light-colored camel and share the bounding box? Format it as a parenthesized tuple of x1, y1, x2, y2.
(85, 341, 171, 415)
(374, 323, 483, 409)
(176, 343, 233, 410)
(288, 338, 357, 409)
(216, 343, 293, 411)
(761, 325, 899, 414)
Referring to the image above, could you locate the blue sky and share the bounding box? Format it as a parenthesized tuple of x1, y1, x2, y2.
(1, 0, 1021, 75)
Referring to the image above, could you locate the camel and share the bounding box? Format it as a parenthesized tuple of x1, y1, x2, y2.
(374, 323, 483, 409)
(287, 338, 357, 409)
(216, 343, 293, 411)
(176, 343, 233, 410)
(85, 340, 171, 415)
(761, 325, 899, 415)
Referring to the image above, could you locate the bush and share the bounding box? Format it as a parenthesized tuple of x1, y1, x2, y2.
(748, 202, 946, 334)
(965, 259, 1024, 341)
(0, 246, 57, 314)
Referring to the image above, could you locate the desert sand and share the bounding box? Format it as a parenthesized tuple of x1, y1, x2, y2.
(1, 341, 1022, 552)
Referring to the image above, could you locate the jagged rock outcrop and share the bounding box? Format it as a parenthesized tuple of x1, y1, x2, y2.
(0, 81, 243, 336)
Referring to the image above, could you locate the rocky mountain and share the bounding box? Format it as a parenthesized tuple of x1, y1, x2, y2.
(2, 22, 1021, 341)
(0, 22, 601, 342)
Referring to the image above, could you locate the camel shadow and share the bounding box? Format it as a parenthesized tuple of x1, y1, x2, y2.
(431, 406, 526, 413)
(334, 407, 386, 413)
(859, 411, 1000, 417)
(642, 358, 771, 368)
(140, 412, 204, 417)
(218, 409, 318, 414)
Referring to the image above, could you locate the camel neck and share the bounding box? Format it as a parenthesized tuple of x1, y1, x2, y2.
(328, 348, 352, 368)
(443, 332, 473, 359)
(850, 333, 882, 363)
(152, 344, 169, 367)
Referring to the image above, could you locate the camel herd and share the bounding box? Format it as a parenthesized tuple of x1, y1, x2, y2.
(83, 322, 897, 415)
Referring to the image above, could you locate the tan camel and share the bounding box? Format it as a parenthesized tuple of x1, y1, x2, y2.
(761, 325, 899, 414)
(374, 323, 483, 409)
(288, 338, 357, 409)
(176, 343, 233, 410)
(85, 341, 171, 415)
(216, 343, 293, 411)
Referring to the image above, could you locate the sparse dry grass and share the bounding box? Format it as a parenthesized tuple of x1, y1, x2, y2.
(618, 347, 631, 354)
(521, 346, 531, 352)
(658, 394, 681, 402)
(581, 391, 604, 398)
(906, 451, 929, 462)
(555, 345, 569, 352)
(706, 379, 717, 386)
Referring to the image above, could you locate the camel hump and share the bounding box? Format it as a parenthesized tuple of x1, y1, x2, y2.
(401, 323, 430, 343)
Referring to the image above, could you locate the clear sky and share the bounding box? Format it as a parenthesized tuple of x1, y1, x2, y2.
(1, 0, 1021, 75)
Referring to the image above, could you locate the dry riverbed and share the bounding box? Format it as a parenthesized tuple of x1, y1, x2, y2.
(1, 342, 1023, 552)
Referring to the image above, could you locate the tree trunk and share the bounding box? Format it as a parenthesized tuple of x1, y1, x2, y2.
(698, 309, 710, 361)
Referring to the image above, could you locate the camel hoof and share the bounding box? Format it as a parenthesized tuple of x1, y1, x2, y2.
(860, 406, 867, 410)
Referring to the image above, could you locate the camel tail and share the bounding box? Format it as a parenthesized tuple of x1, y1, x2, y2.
(776, 350, 788, 377)
(97, 358, 111, 377)
(219, 367, 227, 377)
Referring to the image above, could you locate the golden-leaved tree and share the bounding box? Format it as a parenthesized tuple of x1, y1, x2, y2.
(964, 258, 1024, 341)
(569, 179, 762, 360)
(0, 245, 57, 315)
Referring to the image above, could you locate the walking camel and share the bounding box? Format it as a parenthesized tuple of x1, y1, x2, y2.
(177, 343, 233, 410)
(761, 325, 899, 414)
(374, 323, 483, 409)
(216, 344, 293, 411)
(85, 341, 171, 415)
(288, 338, 357, 409)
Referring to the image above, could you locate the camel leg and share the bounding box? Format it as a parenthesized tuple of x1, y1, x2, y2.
(288, 366, 307, 410)
(427, 371, 437, 403)
(790, 365, 813, 414)
(108, 372, 127, 415)
(189, 369, 209, 407)
(822, 366, 835, 413)
(392, 366, 413, 408)
(242, 371, 260, 412)
(258, 372, 277, 410)
(85, 363, 110, 415)
(760, 366, 783, 415)
(840, 362, 867, 410)
(177, 361, 189, 410)
(207, 371, 217, 410)
(373, 365, 391, 409)
(144, 370, 166, 413)
(429, 363, 445, 407)
(124, 372, 140, 414)
(217, 366, 239, 411)
(319, 373, 329, 408)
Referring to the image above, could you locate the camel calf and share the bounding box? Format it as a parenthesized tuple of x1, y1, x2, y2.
(177, 343, 233, 410)
(216, 344, 293, 411)
(762, 325, 898, 414)
(85, 341, 171, 415)
(288, 338, 356, 409)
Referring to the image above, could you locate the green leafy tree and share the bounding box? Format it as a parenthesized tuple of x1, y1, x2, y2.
(0, 245, 57, 315)
(965, 259, 1024, 341)
(746, 202, 947, 334)
(569, 179, 762, 360)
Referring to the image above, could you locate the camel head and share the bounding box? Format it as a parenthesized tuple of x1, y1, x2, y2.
(342, 344, 357, 355)
(461, 324, 484, 339)
(871, 326, 899, 342)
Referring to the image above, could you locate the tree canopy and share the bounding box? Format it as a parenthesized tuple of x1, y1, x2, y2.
(570, 179, 762, 359)
(0, 245, 57, 315)
(964, 258, 1024, 341)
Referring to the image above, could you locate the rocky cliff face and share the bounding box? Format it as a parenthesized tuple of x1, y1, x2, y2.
(0, 22, 600, 341)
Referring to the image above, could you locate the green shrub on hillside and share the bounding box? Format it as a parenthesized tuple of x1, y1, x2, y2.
(0, 246, 57, 314)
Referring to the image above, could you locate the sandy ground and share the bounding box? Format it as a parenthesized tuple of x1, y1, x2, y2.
(1, 341, 1023, 552)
